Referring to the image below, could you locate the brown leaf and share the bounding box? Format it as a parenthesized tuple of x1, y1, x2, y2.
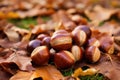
(0, 50, 34, 72)
(96, 21, 120, 36)
(0, 66, 12, 80)
(4, 29, 20, 42)
(93, 55, 120, 80)
(0, 39, 28, 49)
(75, 54, 120, 80)
(10, 71, 33, 80)
(11, 27, 30, 37)
(85, 5, 120, 23)
(10, 65, 64, 80)
(17, 8, 55, 18)
(52, 10, 76, 31)
(32, 22, 56, 35)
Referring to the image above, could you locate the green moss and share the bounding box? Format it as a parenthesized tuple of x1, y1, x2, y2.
(8, 17, 37, 29)
(8, 16, 51, 29)
(61, 68, 74, 76)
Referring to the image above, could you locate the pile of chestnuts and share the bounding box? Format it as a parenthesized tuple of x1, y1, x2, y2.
(27, 25, 114, 69)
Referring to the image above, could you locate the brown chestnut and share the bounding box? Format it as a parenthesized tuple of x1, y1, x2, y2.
(31, 46, 50, 66)
(27, 39, 42, 54)
(54, 50, 75, 69)
(50, 30, 72, 50)
(74, 25, 91, 38)
(87, 38, 100, 47)
(79, 26, 91, 38)
(85, 46, 101, 63)
(49, 48, 56, 61)
(37, 34, 48, 40)
(72, 29, 87, 46)
(71, 45, 83, 62)
(100, 36, 114, 54)
(42, 36, 51, 48)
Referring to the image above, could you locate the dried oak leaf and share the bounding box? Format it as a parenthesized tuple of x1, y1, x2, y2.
(10, 65, 64, 80)
(85, 5, 120, 23)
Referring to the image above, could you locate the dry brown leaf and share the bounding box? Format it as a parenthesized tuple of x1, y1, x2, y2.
(0, 51, 34, 71)
(0, 50, 34, 72)
(75, 54, 120, 80)
(4, 29, 20, 42)
(17, 8, 55, 18)
(10, 71, 33, 80)
(0, 40, 33, 76)
(0, 66, 12, 80)
(0, 39, 28, 50)
(0, 38, 31, 74)
(10, 65, 64, 80)
(11, 27, 30, 36)
(52, 10, 76, 31)
(85, 5, 120, 23)
(32, 21, 56, 35)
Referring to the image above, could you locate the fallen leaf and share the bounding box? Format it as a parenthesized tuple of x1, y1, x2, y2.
(75, 54, 120, 80)
(0, 66, 12, 80)
(0, 50, 34, 72)
(10, 65, 64, 80)
(52, 10, 76, 31)
(96, 21, 120, 36)
(72, 68, 97, 77)
(4, 29, 20, 42)
(0, 39, 28, 49)
(0, 12, 19, 19)
(10, 71, 33, 80)
(85, 5, 120, 23)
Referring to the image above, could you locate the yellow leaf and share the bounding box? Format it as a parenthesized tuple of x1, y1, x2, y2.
(7, 12, 19, 19)
(0, 12, 19, 19)
(72, 68, 98, 77)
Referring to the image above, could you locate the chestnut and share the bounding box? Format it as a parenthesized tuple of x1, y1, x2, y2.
(85, 46, 101, 63)
(50, 30, 72, 50)
(27, 39, 42, 55)
(87, 38, 100, 47)
(71, 45, 83, 62)
(72, 29, 87, 46)
(37, 34, 48, 40)
(54, 50, 75, 69)
(49, 48, 56, 61)
(76, 25, 91, 38)
(31, 46, 50, 66)
(100, 36, 114, 54)
(42, 36, 51, 48)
